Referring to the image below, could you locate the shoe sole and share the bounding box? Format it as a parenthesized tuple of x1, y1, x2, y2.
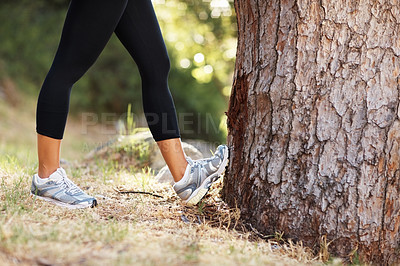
(30, 193, 97, 209)
(185, 145, 229, 206)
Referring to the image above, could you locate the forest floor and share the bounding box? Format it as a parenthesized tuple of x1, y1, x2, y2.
(0, 96, 340, 265)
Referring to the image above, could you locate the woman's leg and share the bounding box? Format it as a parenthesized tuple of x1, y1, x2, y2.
(37, 134, 61, 178)
(33, 0, 130, 208)
(114, 0, 188, 182)
(156, 139, 188, 182)
(36, 0, 129, 178)
(113, 0, 230, 206)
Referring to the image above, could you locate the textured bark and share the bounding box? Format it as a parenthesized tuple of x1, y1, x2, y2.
(223, 0, 400, 263)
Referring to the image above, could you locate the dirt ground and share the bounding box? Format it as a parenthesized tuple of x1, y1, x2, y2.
(0, 97, 334, 265)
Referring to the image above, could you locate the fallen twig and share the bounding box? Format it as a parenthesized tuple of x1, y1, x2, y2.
(113, 187, 163, 198)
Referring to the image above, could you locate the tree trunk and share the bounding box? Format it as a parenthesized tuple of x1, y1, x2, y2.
(223, 0, 400, 263)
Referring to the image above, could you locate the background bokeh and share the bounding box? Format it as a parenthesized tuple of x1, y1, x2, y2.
(0, 0, 236, 142)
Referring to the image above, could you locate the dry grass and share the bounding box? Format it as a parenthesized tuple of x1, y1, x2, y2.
(0, 97, 341, 265)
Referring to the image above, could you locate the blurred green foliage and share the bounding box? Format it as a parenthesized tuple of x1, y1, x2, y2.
(0, 0, 236, 142)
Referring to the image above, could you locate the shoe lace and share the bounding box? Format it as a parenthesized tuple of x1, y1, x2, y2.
(55, 171, 83, 195)
(186, 156, 208, 167)
(187, 157, 207, 174)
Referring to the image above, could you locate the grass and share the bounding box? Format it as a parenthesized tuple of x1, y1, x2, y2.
(0, 96, 340, 265)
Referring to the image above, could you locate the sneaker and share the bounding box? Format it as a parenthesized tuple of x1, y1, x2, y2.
(174, 144, 229, 205)
(30, 167, 97, 209)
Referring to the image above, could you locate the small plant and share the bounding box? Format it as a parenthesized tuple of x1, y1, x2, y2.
(319, 235, 332, 262)
(1, 174, 32, 214)
(121, 140, 151, 166)
(348, 245, 360, 264)
(95, 157, 118, 184)
(70, 167, 83, 180)
(126, 103, 136, 135)
(272, 231, 285, 242)
(139, 166, 153, 191)
(197, 201, 205, 214)
(137, 141, 150, 163)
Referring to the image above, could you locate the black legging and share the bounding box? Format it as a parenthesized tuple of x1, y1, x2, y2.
(36, 0, 180, 141)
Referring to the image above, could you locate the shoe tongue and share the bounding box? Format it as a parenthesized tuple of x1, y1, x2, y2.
(48, 168, 64, 181)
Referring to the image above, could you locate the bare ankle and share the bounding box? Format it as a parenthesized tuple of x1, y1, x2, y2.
(173, 161, 188, 182)
(38, 167, 58, 179)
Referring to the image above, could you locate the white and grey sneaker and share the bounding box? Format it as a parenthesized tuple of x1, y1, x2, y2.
(30, 167, 97, 209)
(173, 145, 229, 205)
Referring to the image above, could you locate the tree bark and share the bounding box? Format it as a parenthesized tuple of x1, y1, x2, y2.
(223, 0, 400, 263)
